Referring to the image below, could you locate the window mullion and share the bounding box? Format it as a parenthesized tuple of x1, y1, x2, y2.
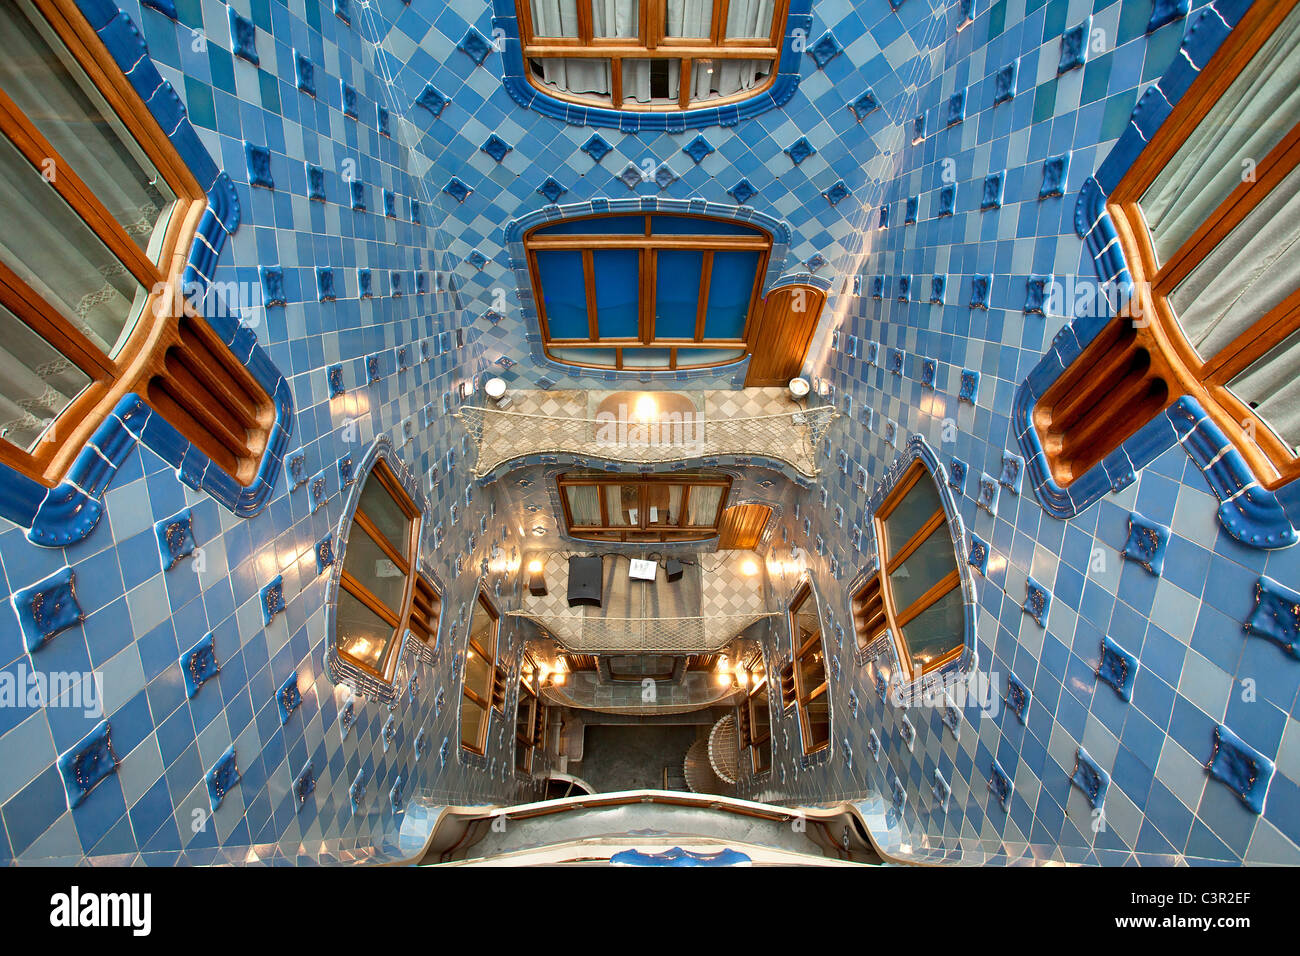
(0, 263, 118, 380)
(1200, 290, 1300, 385)
(583, 249, 598, 340)
(713, 0, 728, 44)
(896, 570, 961, 628)
(577, 0, 593, 43)
(340, 573, 402, 628)
(885, 508, 947, 571)
(642, 248, 654, 343)
(695, 250, 712, 340)
(352, 510, 410, 572)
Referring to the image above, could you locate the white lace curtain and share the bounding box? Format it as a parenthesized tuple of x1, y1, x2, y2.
(1140, 2, 1300, 263)
(530, 0, 776, 104)
(0, 2, 167, 452)
(1142, 3, 1300, 453)
(566, 484, 602, 526)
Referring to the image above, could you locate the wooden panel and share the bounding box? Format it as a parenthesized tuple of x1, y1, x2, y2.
(744, 284, 825, 386)
(716, 503, 772, 550)
(1033, 317, 1172, 487)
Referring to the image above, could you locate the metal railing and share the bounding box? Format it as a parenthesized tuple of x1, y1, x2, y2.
(457, 404, 837, 478)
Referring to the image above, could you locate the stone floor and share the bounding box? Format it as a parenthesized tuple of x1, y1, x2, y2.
(569, 724, 704, 793)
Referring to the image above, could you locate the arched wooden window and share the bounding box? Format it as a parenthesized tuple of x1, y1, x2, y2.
(0, 0, 274, 488)
(335, 458, 441, 682)
(517, 0, 787, 110)
(852, 460, 964, 680)
(1036, 0, 1300, 490)
(526, 212, 771, 370)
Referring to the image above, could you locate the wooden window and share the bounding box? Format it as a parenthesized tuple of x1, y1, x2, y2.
(785, 584, 828, 754)
(461, 589, 506, 755)
(736, 657, 770, 772)
(336, 459, 441, 682)
(515, 672, 547, 774)
(0, 0, 274, 488)
(517, 0, 788, 111)
(1038, 0, 1300, 490)
(526, 213, 770, 370)
(558, 470, 730, 542)
(716, 502, 772, 550)
(563, 653, 599, 671)
(854, 460, 964, 679)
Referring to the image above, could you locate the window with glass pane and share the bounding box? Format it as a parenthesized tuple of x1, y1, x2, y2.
(1037, 0, 1300, 490)
(558, 471, 730, 541)
(0, 0, 274, 490)
(516, 675, 542, 773)
(527, 213, 770, 370)
(739, 658, 771, 773)
(518, 0, 784, 110)
(854, 460, 964, 679)
(785, 584, 829, 754)
(461, 591, 505, 754)
(336, 459, 440, 682)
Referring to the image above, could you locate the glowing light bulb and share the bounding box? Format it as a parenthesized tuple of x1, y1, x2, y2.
(741, 559, 758, 576)
(528, 559, 543, 574)
(633, 394, 658, 421)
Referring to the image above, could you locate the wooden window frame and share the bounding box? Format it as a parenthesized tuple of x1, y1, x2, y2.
(515, 674, 544, 773)
(856, 460, 963, 681)
(739, 665, 771, 773)
(784, 583, 829, 755)
(525, 212, 770, 371)
(516, 0, 789, 111)
(1039, 0, 1300, 490)
(557, 471, 731, 542)
(336, 458, 440, 683)
(461, 588, 505, 756)
(0, 0, 274, 489)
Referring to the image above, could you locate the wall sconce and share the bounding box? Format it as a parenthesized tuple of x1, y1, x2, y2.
(484, 376, 512, 409)
(527, 558, 547, 596)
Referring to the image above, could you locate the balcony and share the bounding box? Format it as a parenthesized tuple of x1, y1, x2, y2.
(510, 551, 773, 654)
(457, 387, 836, 479)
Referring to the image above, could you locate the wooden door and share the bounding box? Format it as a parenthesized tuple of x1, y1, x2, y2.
(743, 284, 826, 386)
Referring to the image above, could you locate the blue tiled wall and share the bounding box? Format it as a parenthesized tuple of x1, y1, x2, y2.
(0, 0, 536, 864)
(729, 0, 1300, 866)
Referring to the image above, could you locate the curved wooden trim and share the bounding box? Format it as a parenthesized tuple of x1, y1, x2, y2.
(1097, 1, 1300, 490)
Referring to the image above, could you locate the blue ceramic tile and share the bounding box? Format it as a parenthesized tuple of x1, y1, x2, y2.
(11, 566, 84, 654)
(1206, 723, 1274, 815)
